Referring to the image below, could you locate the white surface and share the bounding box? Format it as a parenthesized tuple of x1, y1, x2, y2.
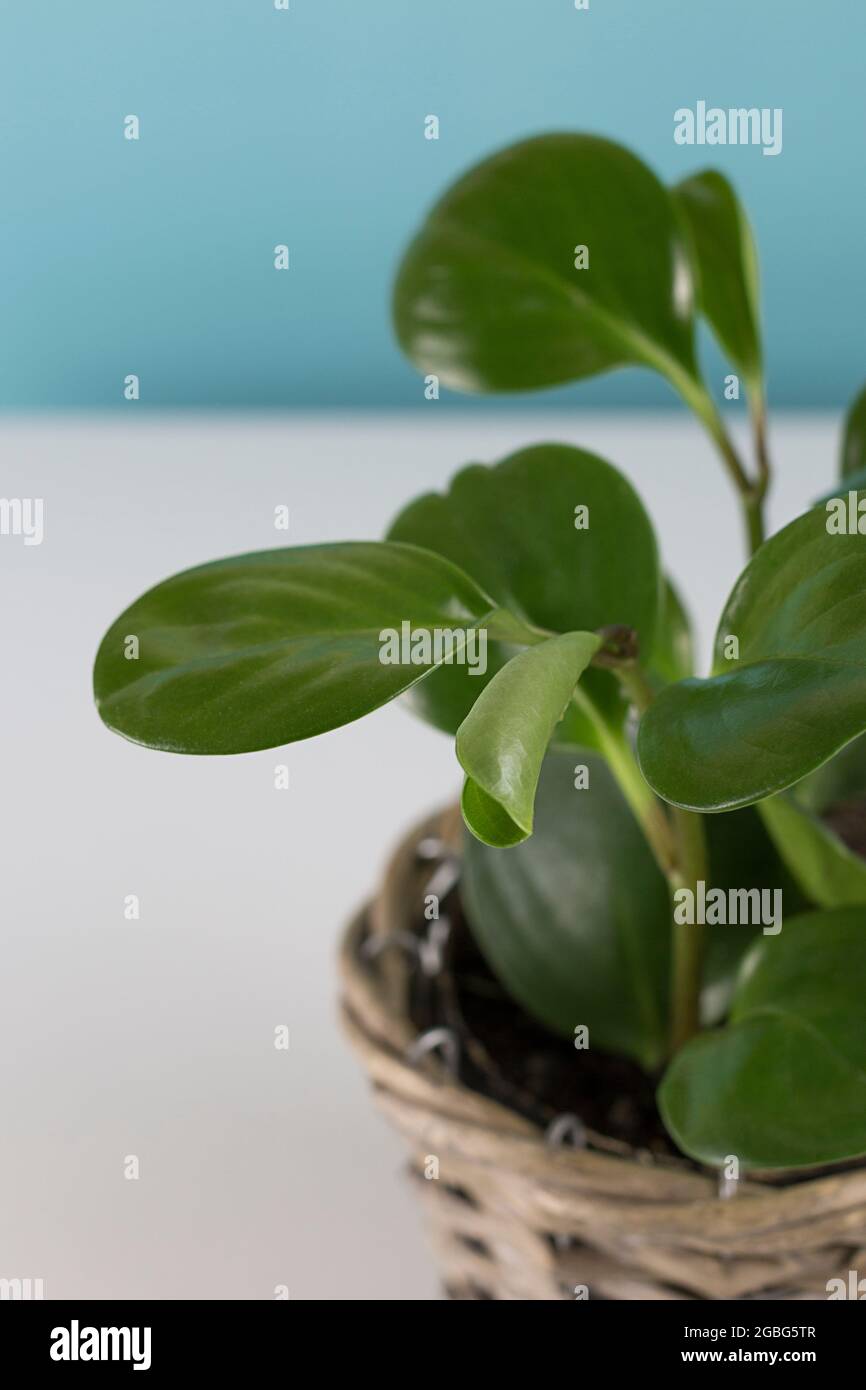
(0, 410, 835, 1300)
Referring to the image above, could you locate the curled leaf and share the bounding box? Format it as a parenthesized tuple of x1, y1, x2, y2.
(456, 632, 600, 845)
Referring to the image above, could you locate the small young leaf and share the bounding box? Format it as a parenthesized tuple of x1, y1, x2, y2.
(93, 542, 497, 754)
(659, 909, 866, 1170)
(456, 632, 600, 845)
(672, 170, 762, 391)
(397, 643, 614, 752)
(393, 133, 700, 398)
(638, 497, 866, 811)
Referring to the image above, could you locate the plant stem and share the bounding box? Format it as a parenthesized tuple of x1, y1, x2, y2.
(597, 710, 709, 1054)
(750, 393, 772, 501)
(616, 664, 656, 717)
(668, 805, 709, 1054)
(666, 364, 767, 556)
(738, 391, 773, 553)
(603, 664, 710, 1055)
(693, 387, 764, 555)
(742, 491, 765, 553)
(576, 696, 678, 880)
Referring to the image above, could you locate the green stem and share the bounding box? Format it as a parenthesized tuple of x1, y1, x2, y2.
(696, 397, 767, 553)
(668, 806, 709, 1055)
(588, 716, 678, 882)
(596, 710, 709, 1054)
(616, 664, 657, 717)
(605, 663, 710, 1056)
(665, 362, 766, 556)
(750, 392, 772, 501)
(743, 492, 765, 553)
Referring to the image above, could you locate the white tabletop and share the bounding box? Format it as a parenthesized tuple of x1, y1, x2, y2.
(0, 409, 836, 1299)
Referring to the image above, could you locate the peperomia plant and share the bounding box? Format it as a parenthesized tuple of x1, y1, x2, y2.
(94, 134, 866, 1174)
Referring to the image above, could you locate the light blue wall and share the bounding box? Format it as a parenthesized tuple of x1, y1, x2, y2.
(1, 0, 862, 409)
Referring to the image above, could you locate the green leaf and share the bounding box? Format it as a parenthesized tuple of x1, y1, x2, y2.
(841, 383, 866, 479)
(386, 442, 660, 745)
(637, 497, 866, 811)
(393, 133, 700, 399)
(388, 444, 660, 644)
(93, 542, 498, 754)
(461, 752, 672, 1068)
(759, 795, 866, 907)
(758, 734, 866, 907)
(659, 909, 866, 1170)
(456, 632, 600, 845)
(700, 805, 806, 1024)
(462, 755, 796, 1063)
(396, 642, 612, 752)
(672, 170, 762, 390)
(796, 728, 866, 810)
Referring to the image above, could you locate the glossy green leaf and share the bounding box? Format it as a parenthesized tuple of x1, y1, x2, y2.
(386, 442, 660, 744)
(393, 133, 700, 399)
(841, 383, 866, 479)
(456, 632, 600, 845)
(758, 734, 866, 907)
(672, 170, 762, 390)
(461, 749, 792, 1061)
(394, 642, 613, 752)
(638, 498, 866, 811)
(93, 542, 498, 754)
(660, 909, 866, 1170)
(461, 752, 672, 1068)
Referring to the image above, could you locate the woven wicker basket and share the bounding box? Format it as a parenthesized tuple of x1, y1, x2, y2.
(340, 808, 866, 1301)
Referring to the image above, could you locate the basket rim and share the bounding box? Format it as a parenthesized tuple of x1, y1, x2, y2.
(339, 806, 866, 1237)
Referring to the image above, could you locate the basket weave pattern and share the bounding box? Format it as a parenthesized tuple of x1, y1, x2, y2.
(340, 811, 866, 1301)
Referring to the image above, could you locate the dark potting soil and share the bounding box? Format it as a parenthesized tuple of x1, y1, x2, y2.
(404, 803, 866, 1172)
(407, 877, 677, 1159)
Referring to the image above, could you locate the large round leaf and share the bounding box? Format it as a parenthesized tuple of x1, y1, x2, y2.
(387, 443, 660, 744)
(456, 631, 600, 846)
(638, 498, 866, 810)
(460, 754, 793, 1068)
(393, 134, 700, 397)
(672, 170, 762, 391)
(93, 542, 497, 754)
(659, 909, 866, 1170)
(461, 752, 672, 1069)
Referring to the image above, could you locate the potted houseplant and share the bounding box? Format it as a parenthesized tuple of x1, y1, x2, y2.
(94, 135, 866, 1301)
